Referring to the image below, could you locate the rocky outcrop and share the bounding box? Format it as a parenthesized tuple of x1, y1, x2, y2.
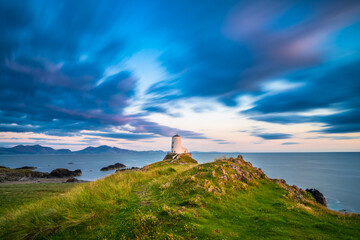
(164, 153, 198, 164)
(116, 167, 140, 172)
(100, 163, 126, 171)
(15, 166, 37, 170)
(48, 168, 82, 178)
(0, 168, 48, 182)
(306, 188, 327, 207)
(66, 177, 79, 182)
(0, 167, 83, 182)
(273, 178, 308, 201)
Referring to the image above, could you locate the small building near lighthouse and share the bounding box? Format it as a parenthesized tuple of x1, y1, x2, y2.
(171, 134, 188, 154)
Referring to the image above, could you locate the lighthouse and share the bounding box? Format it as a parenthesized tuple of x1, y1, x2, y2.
(171, 134, 188, 154)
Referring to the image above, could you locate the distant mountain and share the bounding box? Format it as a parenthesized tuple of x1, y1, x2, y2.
(0, 145, 72, 154)
(74, 145, 137, 154)
(0, 144, 165, 155)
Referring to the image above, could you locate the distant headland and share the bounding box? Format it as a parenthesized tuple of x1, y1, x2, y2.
(0, 144, 164, 155)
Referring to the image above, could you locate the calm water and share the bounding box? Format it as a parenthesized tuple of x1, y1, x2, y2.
(0, 152, 359, 213)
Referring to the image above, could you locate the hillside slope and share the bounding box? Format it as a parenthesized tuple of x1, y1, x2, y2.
(0, 155, 359, 239)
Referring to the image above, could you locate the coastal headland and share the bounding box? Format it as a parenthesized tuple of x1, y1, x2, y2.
(0, 155, 359, 239)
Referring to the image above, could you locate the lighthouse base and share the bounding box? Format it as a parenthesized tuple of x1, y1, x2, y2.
(164, 152, 192, 160)
(162, 152, 197, 164)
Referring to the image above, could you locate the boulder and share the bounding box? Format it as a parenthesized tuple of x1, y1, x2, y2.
(66, 177, 79, 182)
(49, 168, 82, 178)
(100, 163, 126, 171)
(306, 188, 327, 207)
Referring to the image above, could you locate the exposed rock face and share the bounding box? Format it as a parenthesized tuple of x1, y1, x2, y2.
(49, 168, 82, 178)
(100, 163, 126, 171)
(306, 188, 327, 207)
(15, 166, 37, 170)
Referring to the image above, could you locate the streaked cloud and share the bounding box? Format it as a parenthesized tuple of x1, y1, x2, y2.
(0, 0, 359, 151)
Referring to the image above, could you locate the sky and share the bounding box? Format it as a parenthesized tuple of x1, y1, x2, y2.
(0, 0, 360, 152)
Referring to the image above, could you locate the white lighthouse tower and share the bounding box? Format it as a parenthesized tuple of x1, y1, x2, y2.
(171, 134, 188, 154)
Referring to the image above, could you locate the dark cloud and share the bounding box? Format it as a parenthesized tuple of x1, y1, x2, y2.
(1, 0, 360, 142)
(131, 119, 208, 139)
(245, 59, 360, 133)
(255, 133, 292, 140)
(281, 142, 299, 145)
(246, 61, 360, 114)
(28, 137, 53, 141)
(0, 1, 207, 140)
(250, 115, 312, 125)
(213, 139, 234, 144)
(150, 0, 360, 106)
(143, 106, 181, 118)
(249, 108, 360, 134)
(86, 132, 158, 141)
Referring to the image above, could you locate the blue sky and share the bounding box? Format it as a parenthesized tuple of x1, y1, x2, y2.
(0, 0, 360, 151)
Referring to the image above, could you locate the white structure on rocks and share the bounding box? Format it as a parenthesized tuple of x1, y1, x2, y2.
(171, 134, 188, 154)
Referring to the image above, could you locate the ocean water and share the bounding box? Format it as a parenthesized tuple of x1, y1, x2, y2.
(0, 152, 359, 213)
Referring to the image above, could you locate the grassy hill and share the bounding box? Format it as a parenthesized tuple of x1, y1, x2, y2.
(0, 155, 359, 239)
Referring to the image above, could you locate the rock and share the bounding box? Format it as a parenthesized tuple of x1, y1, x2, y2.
(66, 177, 79, 182)
(15, 166, 37, 170)
(100, 163, 126, 171)
(115, 167, 140, 172)
(28, 171, 49, 178)
(19, 177, 31, 181)
(48, 168, 82, 178)
(0, 168, 49, 182)
(306, 188, 327, 207)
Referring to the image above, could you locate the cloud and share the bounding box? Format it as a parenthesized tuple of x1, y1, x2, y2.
(281, 142, 299, 145)
(0, 1, 206, 140)
(245, 59, 360, 134)
(86, 132, 158, 140)
(149, 0, 360, 106)
(130, 119, 208, 139)
(1, 0, 360, 144)
(213, 139, 234, 144)
(255, 133, 292, 140)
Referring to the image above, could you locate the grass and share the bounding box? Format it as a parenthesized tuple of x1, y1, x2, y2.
(0, 156, 359, 239)
(0, 183, 79, 216)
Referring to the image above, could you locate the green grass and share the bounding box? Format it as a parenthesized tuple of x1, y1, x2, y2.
(0, 156, 358, 239)
(0, 183, 79, 216)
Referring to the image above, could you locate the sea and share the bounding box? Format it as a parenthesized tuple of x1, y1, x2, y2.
(0, 152, 359, 213)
